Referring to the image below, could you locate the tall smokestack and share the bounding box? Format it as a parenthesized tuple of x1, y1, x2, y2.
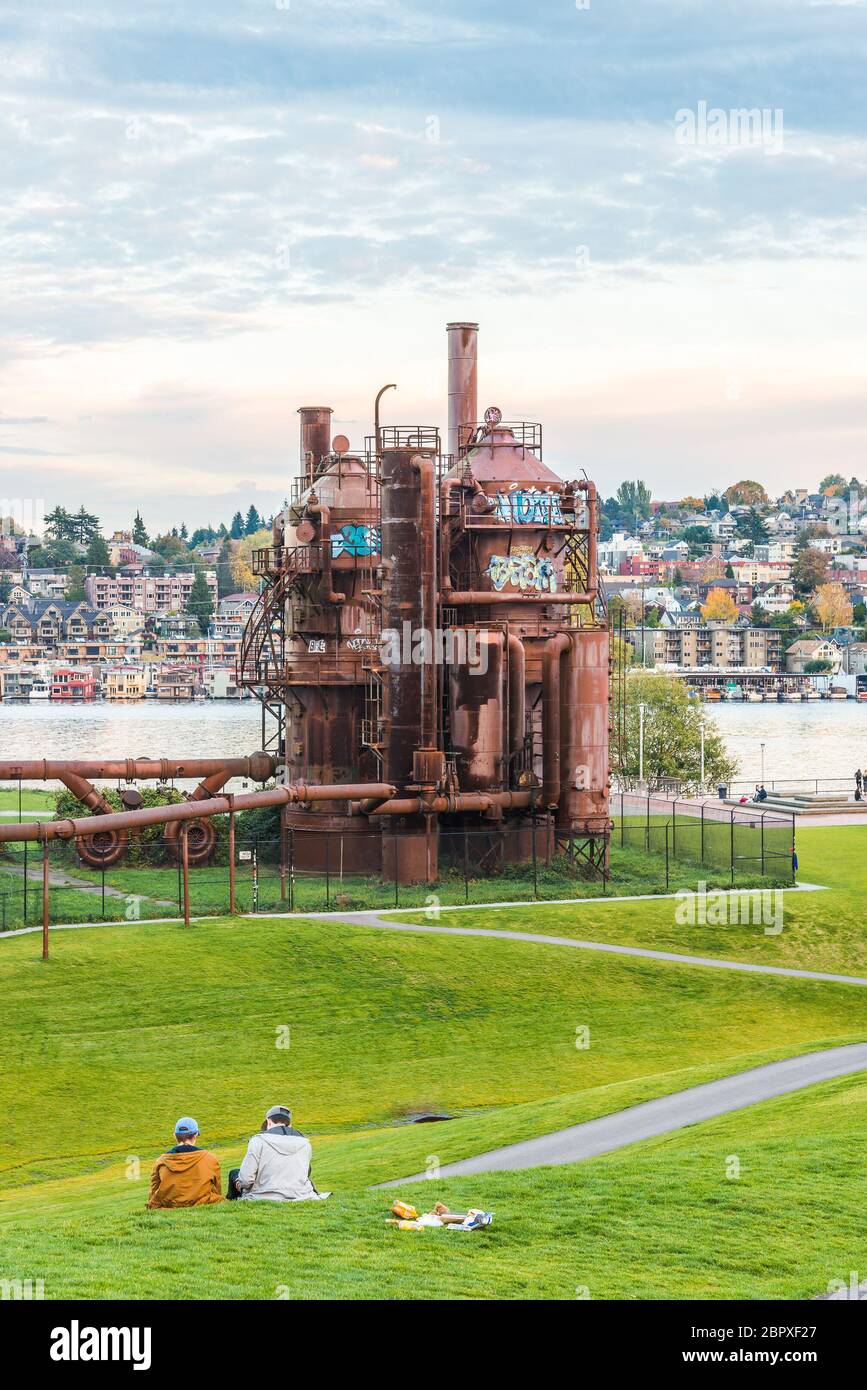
(447, 322, 478, 460)
(297, 407, 333, 475)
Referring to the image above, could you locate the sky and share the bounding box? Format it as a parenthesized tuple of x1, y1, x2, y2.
(1, 0, 866, 534)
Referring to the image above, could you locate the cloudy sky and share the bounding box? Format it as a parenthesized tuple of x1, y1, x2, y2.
(1, 0, 866, 533)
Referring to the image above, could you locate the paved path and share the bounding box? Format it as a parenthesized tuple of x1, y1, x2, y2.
(332, 912, 867, 989)
(379, 1043, 867, 1185)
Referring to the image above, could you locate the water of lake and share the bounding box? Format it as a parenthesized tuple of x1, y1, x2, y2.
(0, 699, 863, 788)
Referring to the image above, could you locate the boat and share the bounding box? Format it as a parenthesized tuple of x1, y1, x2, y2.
(28, 677, 50, 701)
(704, 688, 722, 702)
(803, 688, 820, 701)
(746, 690, 763, 703)
(783, 690, 802, 702)
(829, 687, 848, 701)
(726, 684, 744, 701)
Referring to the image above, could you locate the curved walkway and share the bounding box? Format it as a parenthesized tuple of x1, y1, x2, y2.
(379, 1043, 867, 1185)
(339, 912, 867, 988)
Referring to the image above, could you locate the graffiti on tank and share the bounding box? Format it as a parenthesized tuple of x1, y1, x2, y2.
(331, 524, 381, 558)
(493, 489, 565, 526)
(485, 549, 557, 593)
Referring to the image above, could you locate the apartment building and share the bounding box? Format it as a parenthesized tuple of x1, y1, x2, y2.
(85, 570, 218, 615)
(626, 624, 783, 670)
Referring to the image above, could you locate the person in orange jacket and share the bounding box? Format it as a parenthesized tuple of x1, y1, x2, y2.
(147, 1117, 224, 1209)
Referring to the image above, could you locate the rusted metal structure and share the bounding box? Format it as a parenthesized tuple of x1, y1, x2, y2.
(0, 322, 610, 883)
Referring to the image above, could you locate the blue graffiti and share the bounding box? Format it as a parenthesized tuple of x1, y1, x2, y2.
(493, 490, 566, 526)
(331, 524, 381, 558)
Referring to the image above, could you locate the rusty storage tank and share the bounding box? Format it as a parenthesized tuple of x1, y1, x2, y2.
(246, 418, 384, 870)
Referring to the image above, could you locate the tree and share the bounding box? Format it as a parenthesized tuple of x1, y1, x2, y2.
(615, 671, 737, 792)
(615, 480, 652, 530)
(819, 474, 846, 496)
(724, 480, 768, 507)
(701, 587, 738, 623)
(132, 511, 149, 546)
(792, 546, 829, 594)
(736, 508, 768, 544)
(811, 581, 852, 633)
(0, 575, 11, 604)
(229, 529, 271, 591)
(64, 564, 86, 601)
(184, 570, 214, 635)
(230, 511, 245, 540)
(71, 505, 100, 544)
(43, 506, 75, 543)
(682, 525, 712, 553)
(216, 539, 234, 598)
(245, 505, 263, 536)
(85, 534, 113, 573)
(179, 521, 189, 541)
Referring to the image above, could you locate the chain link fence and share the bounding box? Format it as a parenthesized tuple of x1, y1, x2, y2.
(0, 795, 795, 932)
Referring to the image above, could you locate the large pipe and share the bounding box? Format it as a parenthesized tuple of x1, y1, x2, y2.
(507, 633, 526, 769)
(416, 453, 438, 751)
(442, 590, 595, 607)
(58, 769, 128, 868)
(366, 790, 532, 817)
(542, 633, 571, 808)
(447, 321, 478, 459)
(578, 478, 598, 594)
(164, 769, 232, 866)
(0, 755, 276, 782)
(305, 496, 345, 605)
(0, 782, 397, 844)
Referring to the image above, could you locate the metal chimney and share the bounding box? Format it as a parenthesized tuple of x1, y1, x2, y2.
(297, 406, 333, 475)
(446, 322, 478, 460)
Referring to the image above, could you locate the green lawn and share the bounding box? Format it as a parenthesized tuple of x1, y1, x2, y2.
(0, 787, 54, 811)
(392, 822, 867, 978)
(1, 880, 866, 1299)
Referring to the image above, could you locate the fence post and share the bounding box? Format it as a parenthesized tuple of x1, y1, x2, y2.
(760, 814, 765, 877)
(730, 810, 735, 886)
(672, 799, 677, 860)
(701, 803, 705, 865)
(181, 825, 191, 927)
(23, 839, 28, 921)
(645, 795, 650, 852)
(464, 828, 470, 903)
(621, 791, 624, 847)
(42, 832, 49, 961)
(325, 832, 330, 910)
(665, 823, 669, 893)
(279, 806, 287, 902)
(101, 863, 106, 920)
(228, 800, 236, 914)
(177, 847, 183, 916)
(532, 815, 538, 900)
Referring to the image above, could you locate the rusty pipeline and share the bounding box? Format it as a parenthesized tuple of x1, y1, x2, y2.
(164, 769, 232, 866)
(305, 496, 345, 605)
(0, 782, 397, 845)
(0, 755, 277, 782)
(542, 633, 572, 808)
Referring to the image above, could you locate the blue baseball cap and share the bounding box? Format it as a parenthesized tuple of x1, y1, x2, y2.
(174, 1116, 199, 1138)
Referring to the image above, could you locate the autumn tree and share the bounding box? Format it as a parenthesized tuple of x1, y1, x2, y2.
(792, 546, 829, 594)
(811, 581, 852, 633)
(700, 587, 738, 623)
(723, 480, 768, 507)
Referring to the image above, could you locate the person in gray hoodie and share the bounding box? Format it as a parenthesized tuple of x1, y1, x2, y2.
(228, 1105, 328, 1202)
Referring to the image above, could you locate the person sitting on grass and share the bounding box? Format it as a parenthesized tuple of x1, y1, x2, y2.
(147, 1117, 224, 1209)
(228, 1105, 328, 1203)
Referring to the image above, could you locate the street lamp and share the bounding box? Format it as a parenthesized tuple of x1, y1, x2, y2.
(639, 702, 647, 786)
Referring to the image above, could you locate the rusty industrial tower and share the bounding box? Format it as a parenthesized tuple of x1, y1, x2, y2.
(237, 322, 610, 882)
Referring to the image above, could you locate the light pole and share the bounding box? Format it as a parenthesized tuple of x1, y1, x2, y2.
(700, 724, 706, 789)
(639, 702, 647, 786)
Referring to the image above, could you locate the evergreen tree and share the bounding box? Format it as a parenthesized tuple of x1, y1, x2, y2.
(217, 539, 234, 598)
(132, 511, 149, 546)
(44, 506, 75, 542)
(72, 505, 100, 544)
(180, 521, 189, 540)
(86, 534, 113, 573)
(230, 511, 245, 540)
(185, 570, 214, 635)
(245, 505, 263, 535)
